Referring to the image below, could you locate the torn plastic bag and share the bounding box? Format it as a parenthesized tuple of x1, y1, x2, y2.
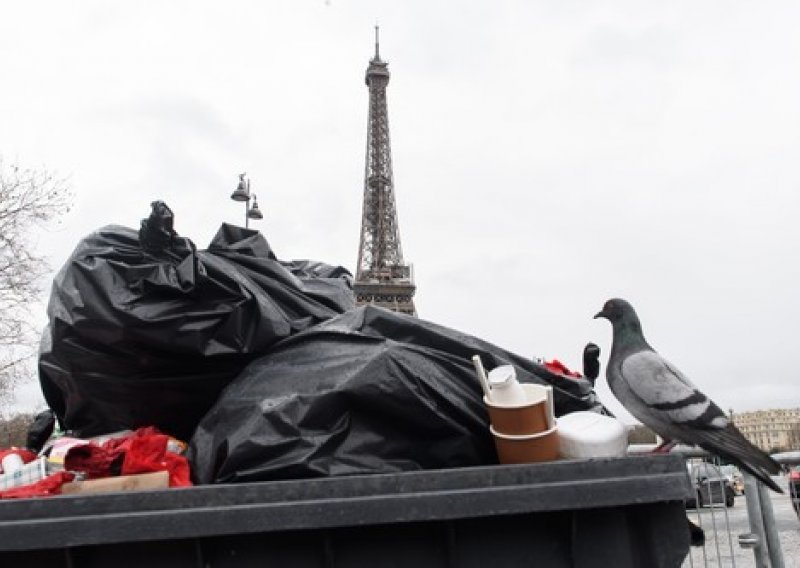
(189, 305, 605, 484)
(26, 409, 56, 453)
(39, 202, 355, 441)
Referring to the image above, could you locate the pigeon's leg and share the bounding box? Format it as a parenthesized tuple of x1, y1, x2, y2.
(651, 439, 677, 454)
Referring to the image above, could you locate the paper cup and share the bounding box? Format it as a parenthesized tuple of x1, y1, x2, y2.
(484, 383, 551, 435)
(491, 423, 559, 464)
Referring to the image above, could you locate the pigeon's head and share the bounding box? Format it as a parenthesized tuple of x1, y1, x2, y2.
(595, 298, 648, 351)
(593, 298, 636, 324)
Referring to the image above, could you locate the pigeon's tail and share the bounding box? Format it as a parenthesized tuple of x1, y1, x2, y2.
(692, 424, 783, 493)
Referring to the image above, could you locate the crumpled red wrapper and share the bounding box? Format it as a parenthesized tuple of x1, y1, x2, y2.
(0, 471, 75, 499)
(64, 427, 191, 487)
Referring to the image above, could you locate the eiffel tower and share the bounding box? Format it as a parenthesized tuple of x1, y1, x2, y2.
(354, 27, 417, 316)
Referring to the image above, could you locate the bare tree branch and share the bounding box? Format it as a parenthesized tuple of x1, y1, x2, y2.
(0, 158, 72, 407)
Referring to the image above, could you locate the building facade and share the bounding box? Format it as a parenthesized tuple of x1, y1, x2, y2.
(731, 408, 800, 453)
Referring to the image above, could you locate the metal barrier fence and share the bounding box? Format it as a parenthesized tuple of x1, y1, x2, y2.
(631, 446, 799, 568)
(682, 449, 799, 568)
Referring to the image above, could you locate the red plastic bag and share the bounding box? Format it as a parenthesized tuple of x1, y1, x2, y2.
(120, 428, 191, 487)
(0, 471, 75, 499)
(544, 359, 582, 379)
(63, 427, 192, 487)
(64, 442, 125, 479)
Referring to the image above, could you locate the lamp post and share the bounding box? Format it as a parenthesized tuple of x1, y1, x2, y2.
(230, 173, 263, 228)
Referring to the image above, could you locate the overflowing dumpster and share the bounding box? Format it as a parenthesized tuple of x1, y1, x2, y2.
(0, 203, 695, 567)
(0, 455, 691, 567)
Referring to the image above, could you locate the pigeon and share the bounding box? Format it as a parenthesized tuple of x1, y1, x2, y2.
(594, 298, 783, 493)
(582, 342, 601, 386)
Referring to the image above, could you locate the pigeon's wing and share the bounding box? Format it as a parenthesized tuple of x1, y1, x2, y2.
(621, 351, 727, 431)
(622, 352, 782, 492)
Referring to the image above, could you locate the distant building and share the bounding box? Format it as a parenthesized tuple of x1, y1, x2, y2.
(731, 408, 800, 453)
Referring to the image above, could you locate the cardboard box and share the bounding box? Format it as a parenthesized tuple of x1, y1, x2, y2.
(61, 471, 169, 495)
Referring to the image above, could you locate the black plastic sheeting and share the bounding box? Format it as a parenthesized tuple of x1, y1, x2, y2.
(39, 202, 355, 441)
(25, 409, 56, 453)
(189, 306, 605, 484)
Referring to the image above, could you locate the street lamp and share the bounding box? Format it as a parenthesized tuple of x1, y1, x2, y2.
(230, 173, 263, 228)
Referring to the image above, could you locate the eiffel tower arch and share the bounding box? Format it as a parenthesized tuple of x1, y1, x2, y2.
(354, 28, 417, 316)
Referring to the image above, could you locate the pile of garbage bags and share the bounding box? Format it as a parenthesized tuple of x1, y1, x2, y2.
(37, 202, 604, 486)
(189, 306, 603, 483)
(39, 202, 355, 442)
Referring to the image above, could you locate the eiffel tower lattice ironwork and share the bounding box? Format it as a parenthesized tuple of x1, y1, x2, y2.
(354, 27, 416, 316)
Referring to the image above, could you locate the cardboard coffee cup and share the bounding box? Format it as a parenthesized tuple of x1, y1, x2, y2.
(484, 383, 552, 436)
(490, 424, 559, 465)
(485, 398, 548, 436)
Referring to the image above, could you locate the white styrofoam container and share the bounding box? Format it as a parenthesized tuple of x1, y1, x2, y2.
(557, 411, 627, 459)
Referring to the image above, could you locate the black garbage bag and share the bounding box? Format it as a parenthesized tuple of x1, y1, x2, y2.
(206, 224, 356, 322)
(39, 202, 354, 441)
(189, 305, 605, 484)
(25, 409, 56, 453)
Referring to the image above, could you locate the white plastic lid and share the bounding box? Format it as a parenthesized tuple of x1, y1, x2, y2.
(557, 411, 627, 459)
(488, 365, 516, 387)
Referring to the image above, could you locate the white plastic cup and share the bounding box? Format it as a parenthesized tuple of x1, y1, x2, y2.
(487, 365, 526, 406)
(2, 452, 24, 475)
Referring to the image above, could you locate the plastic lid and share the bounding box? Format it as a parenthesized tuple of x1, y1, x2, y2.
(488, 365, 516, 387)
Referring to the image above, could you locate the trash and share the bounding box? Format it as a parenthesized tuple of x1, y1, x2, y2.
(0, 457, 52, 493)
(478, 359, 560, 465)
(189, 305, 605, 484)
(0, 453, 24, 475)
(59, 437, 123, 479)
(46, 435, 106, 471)
(0, 427, 191, 500)
(471, 354, 492, 397)
(61, 470, 169, 495)
(556, 411, 627, 459)
(25, 409, 56, 453)
(582, 342, 601, 385)
(0, 448, 37, 474)
(0, 468, 74, 499)
(484, 383, 553, 436)
(57, 427, 192, 488)
(118, 428, 191, 487)
(491, 423, 560, 464)
(485, 364, 527, 405)
(39, 202, 354, 440)
(543, 359, 583, 378)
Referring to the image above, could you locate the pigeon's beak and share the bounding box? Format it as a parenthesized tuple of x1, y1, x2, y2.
(593, 309, 605, 320)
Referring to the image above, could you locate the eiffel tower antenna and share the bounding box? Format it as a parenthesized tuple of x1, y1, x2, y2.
(354, 28, 417, 316)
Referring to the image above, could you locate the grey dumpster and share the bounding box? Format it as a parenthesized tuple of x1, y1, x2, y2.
(0, 454, 692, 567)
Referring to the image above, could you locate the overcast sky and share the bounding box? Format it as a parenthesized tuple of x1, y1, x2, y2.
(2, 1, 799, 423)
